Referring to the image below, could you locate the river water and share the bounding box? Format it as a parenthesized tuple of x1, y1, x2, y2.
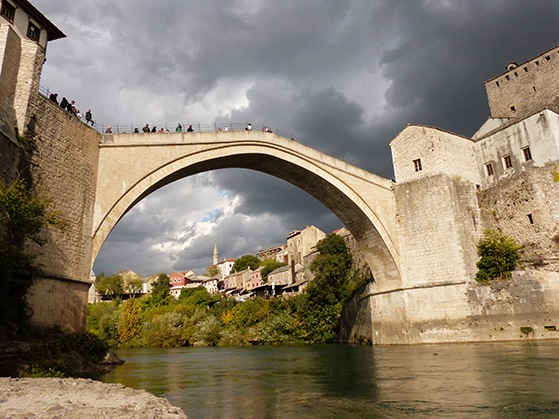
(101, 341, 559, 419)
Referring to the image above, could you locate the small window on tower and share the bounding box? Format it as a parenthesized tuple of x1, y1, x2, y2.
(522, 146, 532, 161)
(510, 106, 516, 112)
(413, 159, 422, 172)
(0, 1, 15, 23)
(27, 21, 40, 41)
(485, 162, 494, 176)
(503, 155, 512, 169)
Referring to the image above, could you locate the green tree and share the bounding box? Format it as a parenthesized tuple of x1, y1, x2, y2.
(118, 299, 142, 345)
(95, 273, 124, 297)
(475, 229, 522, 283)
(231, 254, 260, 273)
(307, 233, 353, 305)
(289, 233, 354, 343)
(126, 278, 144, 294)
(179, 286, 218, 307)
(149, 273, 171, 306)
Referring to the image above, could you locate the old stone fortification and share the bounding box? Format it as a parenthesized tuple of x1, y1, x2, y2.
(24, 94, 101, 331)
(485, 45, 559, 120)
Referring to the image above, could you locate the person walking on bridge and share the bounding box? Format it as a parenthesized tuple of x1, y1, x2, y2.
(85, 109, 94, 126)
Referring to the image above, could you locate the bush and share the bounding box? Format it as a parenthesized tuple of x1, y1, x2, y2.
(87, 302, 121, 347)
(141, 312, 189, 347)
(194, 315, 222, 345)
(476, 230, 522, 283)
(257, 313, 298, 345)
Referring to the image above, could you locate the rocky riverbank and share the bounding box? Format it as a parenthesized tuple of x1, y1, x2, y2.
(0, 377, 188, 418)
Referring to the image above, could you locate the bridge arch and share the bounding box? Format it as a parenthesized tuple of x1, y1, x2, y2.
(93, 131, 401, 287)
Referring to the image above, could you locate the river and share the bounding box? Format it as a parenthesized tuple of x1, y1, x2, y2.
(100, 341, 559, 419)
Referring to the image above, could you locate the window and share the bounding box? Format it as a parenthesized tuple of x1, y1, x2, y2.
(505, 75, 510, 81)
(495, 81, 500, 87)
(514, 72, 518, 77)
(533, 86, 537, 92)
(522, 146, 532, 161)
(546, 55, 551, 61)
(527, 213, 534, 224)
(485, 162, 494, 176)
(0, 0, 15, 23)
(510, 106, 516, 112)
(503, 155, 512, 169)
(524, 67, 529, 73)
(536, 61, 540, 66)
(27, 21, 40, 41)
(413, 159, 422, 172)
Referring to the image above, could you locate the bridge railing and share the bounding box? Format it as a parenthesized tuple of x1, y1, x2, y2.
(38, 86, 388, 176)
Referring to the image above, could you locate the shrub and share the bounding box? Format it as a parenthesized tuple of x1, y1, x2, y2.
(475, 230, 522, 283)
(257, 313, 298, 345)
(141, 312, 189, 347)
(118, 299, 142, 345)
(87, 302, 121, 347)
(194, 315, 222, 345)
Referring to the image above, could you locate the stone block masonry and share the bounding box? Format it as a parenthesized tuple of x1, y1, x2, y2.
(23, 94, 101, 332)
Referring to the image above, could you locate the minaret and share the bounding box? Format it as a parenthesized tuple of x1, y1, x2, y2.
(213, 243, 218, 266)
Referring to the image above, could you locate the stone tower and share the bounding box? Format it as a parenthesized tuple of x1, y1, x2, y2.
(213, 243, 218, 266)
(0, 0, 65, 138)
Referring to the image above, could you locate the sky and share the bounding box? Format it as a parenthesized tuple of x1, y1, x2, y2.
(32, 0, 559, 277)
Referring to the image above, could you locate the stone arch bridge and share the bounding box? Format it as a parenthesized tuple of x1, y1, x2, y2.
(94, 130, 401, 289)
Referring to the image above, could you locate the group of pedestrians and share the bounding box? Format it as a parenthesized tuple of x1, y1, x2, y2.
(50, 92, 95, 127)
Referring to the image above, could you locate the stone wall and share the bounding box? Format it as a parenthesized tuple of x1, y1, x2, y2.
(23, 94, 101, 332)
(478, 160, 559, 271)
(390, 125, 480, 185)
(394, 174, 482, 288)
(485, 45, 559, 119)
(343, 270, 559, 345)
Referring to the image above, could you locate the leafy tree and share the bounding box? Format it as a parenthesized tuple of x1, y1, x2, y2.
(232, 254, 260, 273)
(118, 299, 142, 345)
(178, 286, 218, 307)
(475, 229, 522, 283)
(149, 273, 171, 307)
(95, 273, 124, 297)
(87, 301, 121, 347)
(194, 315, 222, 346)
(288, 233, 354, 343)
(126, 278, 144, 294)
(260, 259, 288, 283)
(307, 233, 353, 305)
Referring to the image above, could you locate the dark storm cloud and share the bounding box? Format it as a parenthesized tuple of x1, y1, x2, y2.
(33, 0, 559, 275)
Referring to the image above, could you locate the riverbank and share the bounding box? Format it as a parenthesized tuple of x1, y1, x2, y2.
(0, 377, 188, 418)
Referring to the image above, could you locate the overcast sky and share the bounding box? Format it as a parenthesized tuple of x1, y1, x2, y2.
(33, 0, 559, 277)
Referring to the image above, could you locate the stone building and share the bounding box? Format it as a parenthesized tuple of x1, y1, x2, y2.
(286, 225, 325, 266)
(484, 45, 559, 120)
(257, 244, 288, 263)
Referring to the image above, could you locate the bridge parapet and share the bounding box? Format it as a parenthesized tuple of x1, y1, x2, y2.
(101, 131, 393, 188)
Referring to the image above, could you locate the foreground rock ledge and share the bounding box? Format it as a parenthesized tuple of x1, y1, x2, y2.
(0, 377, 188, 419)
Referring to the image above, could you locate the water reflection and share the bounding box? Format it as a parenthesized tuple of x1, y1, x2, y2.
(101, 342, 559, 419)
